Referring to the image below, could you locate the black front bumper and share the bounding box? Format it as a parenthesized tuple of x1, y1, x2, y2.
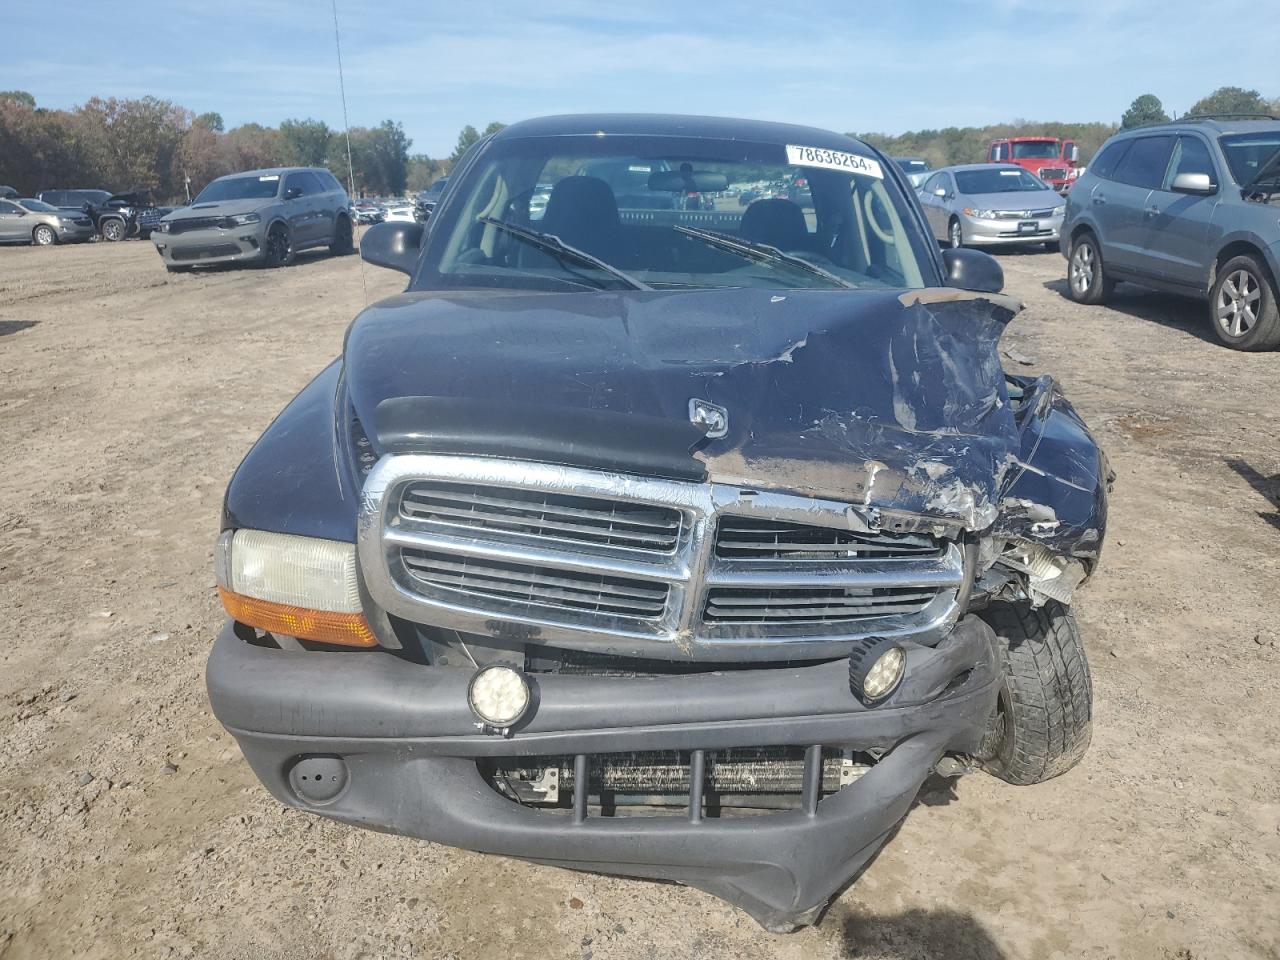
(207, 616, 1001, 930)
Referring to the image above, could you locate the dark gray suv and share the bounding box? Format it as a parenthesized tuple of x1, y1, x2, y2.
(1060, 117, 1280, 350)
(154, 167, 353, 272)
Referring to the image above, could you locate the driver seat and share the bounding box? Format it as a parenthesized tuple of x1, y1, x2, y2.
(539, 176, 621, 257)
(739, 198, 809, 251)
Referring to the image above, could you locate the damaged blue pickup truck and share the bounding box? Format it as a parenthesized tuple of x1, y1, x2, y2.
(207, 114, 1109, 931)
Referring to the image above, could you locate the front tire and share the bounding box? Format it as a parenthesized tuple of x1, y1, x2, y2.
(329, 215, 354, 256)
(1066, 232, 1114, 304)
(32, 224, 57, 246)
(948, 218, 964, 249)
(100, 218, 126, 242)
(978, 600, 1092, 786)
(1210, 255, 1280, 351)
(263, 222, 295, 268)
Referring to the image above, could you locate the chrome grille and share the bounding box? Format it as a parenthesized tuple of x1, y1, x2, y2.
(703, 586, 939, 625)
(401, 480, 680, 554)
(361, 455, 969, 661)
(402, 548, 669, 619)
(715, 516, 940, 561)
(1039, 167, 1068, 180)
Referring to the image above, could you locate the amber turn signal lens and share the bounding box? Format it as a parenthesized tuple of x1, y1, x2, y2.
(218, 587, 378, 648)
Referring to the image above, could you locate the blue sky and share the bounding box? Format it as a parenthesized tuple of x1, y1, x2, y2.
(4, 0, 1276, 156)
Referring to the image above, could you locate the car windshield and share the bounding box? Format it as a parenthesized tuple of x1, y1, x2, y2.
(19, 199, 59, 213)
(416, 133, 930, 293)
(955, 168, 1049, 194)
(194, 175, 281, 203)
(1010, 142, 1060, 160)
(896, 159, 929, 173)
(1218, 133, 1280, 185)
(422, 178, 447, 199)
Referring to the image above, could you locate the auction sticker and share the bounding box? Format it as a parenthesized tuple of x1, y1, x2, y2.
(786, 145, 883, 179)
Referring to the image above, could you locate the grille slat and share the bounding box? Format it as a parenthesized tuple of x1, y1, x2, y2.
(402, 548, 669, 619)
(715, 517, 941, 561)
(401, 481, 681, 553)
(703, 586, 936, 624)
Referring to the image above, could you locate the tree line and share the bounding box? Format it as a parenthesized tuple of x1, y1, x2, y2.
(854, 86, 1278, 169)
(3, 85, 1276, 201)
(0, 90, 507, 202)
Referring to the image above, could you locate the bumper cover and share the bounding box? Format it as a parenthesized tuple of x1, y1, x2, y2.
(208, 615, 1001, 930)
(153, 228, 265, 265)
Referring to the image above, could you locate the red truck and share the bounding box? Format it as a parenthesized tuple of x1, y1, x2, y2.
(986, 137, 1081, 193)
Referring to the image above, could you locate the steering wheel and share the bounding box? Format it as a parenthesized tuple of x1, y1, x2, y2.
(863, 190, 896, 245)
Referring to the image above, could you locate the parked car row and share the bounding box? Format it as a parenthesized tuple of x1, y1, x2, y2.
(0, 187, 173, 246)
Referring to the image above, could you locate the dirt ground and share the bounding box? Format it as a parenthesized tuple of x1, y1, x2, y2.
(1, 236, 1278, 960)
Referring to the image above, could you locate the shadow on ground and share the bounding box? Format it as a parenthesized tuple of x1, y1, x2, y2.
(1225, 458, 1280, 531)
(830, 905, 1009, 959)
(0, 319, 39, 337)
(1042, 279, 1217, 345)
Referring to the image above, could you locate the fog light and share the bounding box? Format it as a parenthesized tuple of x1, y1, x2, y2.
(849, 637, 906, 704)
(467, 664, 531, 731)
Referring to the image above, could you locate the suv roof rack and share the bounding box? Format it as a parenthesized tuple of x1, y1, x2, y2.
(1132, 113, 1278, 130)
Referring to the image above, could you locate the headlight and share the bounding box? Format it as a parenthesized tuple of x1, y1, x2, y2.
(230, 212, 261, 226)
(1052, 205, 1066, 217)
(215, 529, 377, 647)
(467, 665, 533, 730)
(158, 222, 170, 233)
(963, 208, 997, 219)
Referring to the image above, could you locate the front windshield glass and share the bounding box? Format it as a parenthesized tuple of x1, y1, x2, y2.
(955, 168, 1049, 194)
(1218, 134, 1280, 185)
(1010, 141, 1060, 160)
(896, 159, 929, 173)
(194, 175, 281, 203)
(417, 134, 930, 293)
(19, 199, 59, 213)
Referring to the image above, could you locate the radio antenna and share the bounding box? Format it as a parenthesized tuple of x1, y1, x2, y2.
(331, 0, 369, 305)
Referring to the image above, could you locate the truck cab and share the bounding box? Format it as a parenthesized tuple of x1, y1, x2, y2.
(987, 137, 1080, 193)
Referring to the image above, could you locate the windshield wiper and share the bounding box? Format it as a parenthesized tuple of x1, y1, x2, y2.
(674, 226, 856, 289)
(477, 216, 650, 291)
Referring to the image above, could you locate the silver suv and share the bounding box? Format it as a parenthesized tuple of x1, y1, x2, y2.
(154, 167, 353, 272)
(1060, 117, 1280, 350)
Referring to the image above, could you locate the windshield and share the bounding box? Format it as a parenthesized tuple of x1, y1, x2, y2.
(1218, 133, 1280, 185)
(421, 178, 447, 199)
(895, 159, 929, 173)
(955, 168, 1049, 194)
(194, 175, 281, 203)
(19, 199, 59, 213)
(1010, 141, 1060, 160)
(416, 134, 930, 293)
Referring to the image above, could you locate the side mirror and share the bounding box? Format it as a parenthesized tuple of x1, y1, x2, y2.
(1170, 172, 1215, 195)
(361, 220, 423, 275)
(284, 186, 303, 200)
(942, 247, 1004, 294)
(1066, 143, 1080, 163)
(933, 188, 947, 198)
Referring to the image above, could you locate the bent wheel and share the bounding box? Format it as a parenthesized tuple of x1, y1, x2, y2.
(977, 600, 1092, 785)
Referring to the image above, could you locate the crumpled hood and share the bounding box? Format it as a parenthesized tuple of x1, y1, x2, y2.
(343, 286, 1024, 531)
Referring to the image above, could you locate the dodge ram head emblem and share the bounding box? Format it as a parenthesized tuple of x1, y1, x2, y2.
(688, 398, 729, 438)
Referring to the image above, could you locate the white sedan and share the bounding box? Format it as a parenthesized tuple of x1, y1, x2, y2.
(383, 204, 417, 223)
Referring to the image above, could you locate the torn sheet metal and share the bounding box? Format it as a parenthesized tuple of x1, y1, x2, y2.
(348, 286, 1034, 533)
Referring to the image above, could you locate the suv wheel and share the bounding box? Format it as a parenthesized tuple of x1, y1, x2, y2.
(329, 215, 354, 256)
(1210, 255, 1280, 351)
(977, 600, 1092, 785)
(1066, 232, 1114, 305)
(263, 222, 295, 268)
(100, 218, 125, 242)
(32, 224, 57, 246)
(948, 218, 964, 249)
